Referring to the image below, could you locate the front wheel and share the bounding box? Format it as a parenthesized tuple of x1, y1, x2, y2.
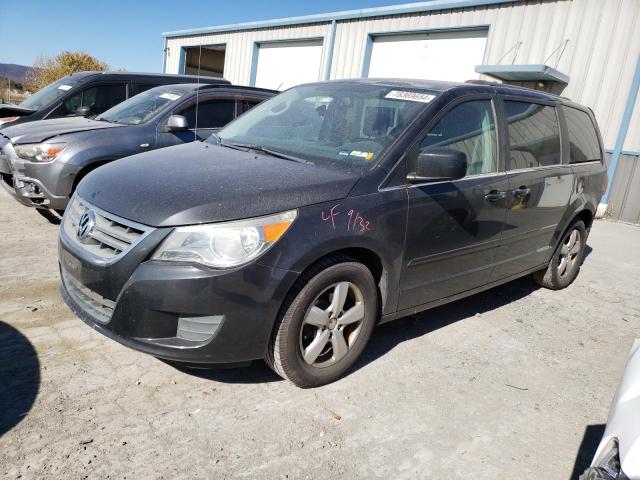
(266, 256, 378, 388)
(533, 220, 587, 290)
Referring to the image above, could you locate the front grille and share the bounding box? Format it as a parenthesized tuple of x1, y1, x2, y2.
(63, 197, 151, 262)
(61, 269, 115, 324)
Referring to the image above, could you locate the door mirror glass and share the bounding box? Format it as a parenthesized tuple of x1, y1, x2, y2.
(75, 106, 92, 117)
(407, 147, 467, 183)
(166, 114, 188, 131)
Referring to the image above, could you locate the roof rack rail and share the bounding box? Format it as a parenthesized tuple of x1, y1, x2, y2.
(464, 79, 500, 86)
(195, 84, 278, 93)
(195, 83, 227, 90)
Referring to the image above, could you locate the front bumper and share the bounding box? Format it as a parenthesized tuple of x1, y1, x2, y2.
(0, 141, 73, 210)
(1, 173, 70, 209)
(58, 221, 298, 364)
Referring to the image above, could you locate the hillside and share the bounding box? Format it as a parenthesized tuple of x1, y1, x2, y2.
(0, 63, 32, 83)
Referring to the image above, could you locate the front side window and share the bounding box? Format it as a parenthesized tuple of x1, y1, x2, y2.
(61, 84, 127, 116)
(19, 77, 81, 110)
(97, 87, 184, 125)
(180, 98, 236, 129)
(413, 99, 497, 176)
(564, 106, 602, 163)
(217, 83, 435, 172)
(505, 100, 561, 169)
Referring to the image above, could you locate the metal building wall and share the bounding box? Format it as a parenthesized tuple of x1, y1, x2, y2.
(165, 0, 640, 151)
(165, 23, 332, 87)
(328, 0, 640, 151)
(606, 152, 640, 224)
(625, 93, 640, 152)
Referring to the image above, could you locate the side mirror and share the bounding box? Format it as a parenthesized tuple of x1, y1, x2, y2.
(407, 147, 467, 183)
(75, 106, 92, 117)
(165, 115, 188, 132)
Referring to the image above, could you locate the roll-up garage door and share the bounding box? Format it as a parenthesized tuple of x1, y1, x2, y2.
(367, 29, 488, 82)
(254, 40, 323, 90)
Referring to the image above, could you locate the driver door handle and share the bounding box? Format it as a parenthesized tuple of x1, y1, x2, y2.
(512, 186, 531, 198)
(484, 190, 506, 202)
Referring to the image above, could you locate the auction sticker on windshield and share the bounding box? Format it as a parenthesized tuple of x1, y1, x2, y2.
(385, 90, 435, 103)
(57, 85, 73, 91)
(160, 93, 181, 101)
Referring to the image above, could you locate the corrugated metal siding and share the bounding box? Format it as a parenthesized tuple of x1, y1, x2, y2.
(624, 93, 640, 152)
(165, 23, 331, 86)
(606, 152, 640, 224)
(165, 0, 639, 152)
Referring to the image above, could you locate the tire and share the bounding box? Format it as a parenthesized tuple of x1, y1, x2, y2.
(533, 219, 587, 290)
(266, 255, 378, 388)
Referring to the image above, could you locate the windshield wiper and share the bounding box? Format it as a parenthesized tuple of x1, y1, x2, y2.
(224, 141, 312, 165)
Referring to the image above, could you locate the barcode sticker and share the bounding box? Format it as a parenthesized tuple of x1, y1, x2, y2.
(385, 90, 435, 103)
(159, 93, 181, 101)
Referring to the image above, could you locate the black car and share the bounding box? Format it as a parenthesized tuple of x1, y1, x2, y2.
(0, 71, 230, 128)
(0, 83, 275, 211)
(58, 79, 607, 388)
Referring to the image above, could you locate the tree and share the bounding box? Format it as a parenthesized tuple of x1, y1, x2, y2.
(24, 51, 108, 91)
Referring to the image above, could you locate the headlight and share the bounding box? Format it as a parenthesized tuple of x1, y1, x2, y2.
(14, 142, 66, 162)
(152, 209, 297, 268)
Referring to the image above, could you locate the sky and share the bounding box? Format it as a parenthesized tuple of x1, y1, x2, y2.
(0, 0, 410, 72)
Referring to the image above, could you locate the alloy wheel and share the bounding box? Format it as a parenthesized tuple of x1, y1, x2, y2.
(299, 282, 365, 368)
(558, 229, 581, 277)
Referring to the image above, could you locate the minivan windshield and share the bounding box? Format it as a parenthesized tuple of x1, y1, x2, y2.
(216, 83, 436, 170)
(96, 87, 184, 125)
(19, 77, 81, 110)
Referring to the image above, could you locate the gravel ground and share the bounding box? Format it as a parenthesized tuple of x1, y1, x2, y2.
(1, 188, 639, 480)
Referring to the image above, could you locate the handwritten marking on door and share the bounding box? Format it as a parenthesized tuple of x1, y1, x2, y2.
(321, 204, 373, 232)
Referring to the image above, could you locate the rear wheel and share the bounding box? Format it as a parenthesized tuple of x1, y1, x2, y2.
(266, 256, 378, 388)
(533, 220, 586, 290)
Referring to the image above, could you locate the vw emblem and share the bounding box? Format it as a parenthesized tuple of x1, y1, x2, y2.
(77, 210, 96, 241)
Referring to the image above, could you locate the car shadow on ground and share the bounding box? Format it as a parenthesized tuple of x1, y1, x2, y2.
(352, 276, 540, 375)
(171, 276, 542, 385)
(166, 359, 282, 384)
(0, 321, 40, 436)
(570, 424, 606, 479)
(170, 240, 594, 385)
(35, 208, 62, 225)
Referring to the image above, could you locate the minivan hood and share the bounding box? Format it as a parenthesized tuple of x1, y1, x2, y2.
(4, 117, 123, 144)
(77, 142, 360, 227)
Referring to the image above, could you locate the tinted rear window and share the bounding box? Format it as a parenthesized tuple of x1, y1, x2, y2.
(181, 98, 236, 129)
(505, 100, 561, 169)
(564, 107, 602, 163)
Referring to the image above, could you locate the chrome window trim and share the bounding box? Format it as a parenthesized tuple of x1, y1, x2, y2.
(379, 170, 507, 192)
(505, 163, 573, 174)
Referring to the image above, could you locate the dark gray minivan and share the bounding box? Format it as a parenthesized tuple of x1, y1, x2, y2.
(0, 71, 229, 128)
(59, 79, 607, 387)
